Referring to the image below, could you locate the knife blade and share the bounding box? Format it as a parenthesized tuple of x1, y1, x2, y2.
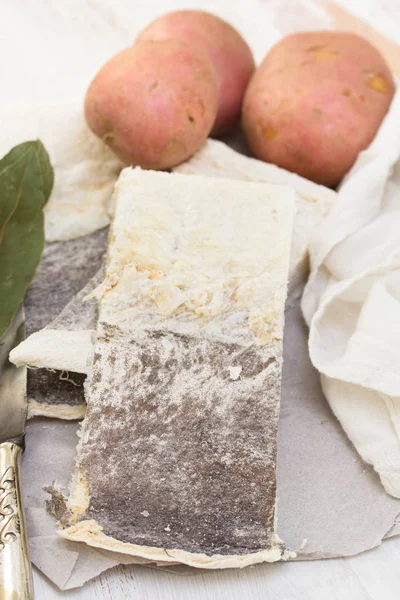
(0, 306, 34, 600)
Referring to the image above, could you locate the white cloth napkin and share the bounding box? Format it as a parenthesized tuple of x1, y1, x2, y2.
(302, 87, 400, 498)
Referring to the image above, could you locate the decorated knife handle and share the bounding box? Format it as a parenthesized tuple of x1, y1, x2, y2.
(0, 442, 34, 600)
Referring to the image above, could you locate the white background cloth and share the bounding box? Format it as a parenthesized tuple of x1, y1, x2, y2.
(302, 87, 400, 497)
(2, 0, 279, 107)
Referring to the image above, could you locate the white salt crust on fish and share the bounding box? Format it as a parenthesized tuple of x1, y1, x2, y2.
(174, 138, 336, 287)
(58, 169, 295, 567)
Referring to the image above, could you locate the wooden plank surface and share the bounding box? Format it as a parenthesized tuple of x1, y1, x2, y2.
(28, 0, 400, 597)
(33, 536, 400, 600)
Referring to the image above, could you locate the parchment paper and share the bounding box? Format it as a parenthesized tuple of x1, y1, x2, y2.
(21, 293, 400, 590)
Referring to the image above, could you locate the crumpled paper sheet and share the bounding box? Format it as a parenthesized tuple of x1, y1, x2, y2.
(302, 87, 400, 498)
(21, 294, 400, 590)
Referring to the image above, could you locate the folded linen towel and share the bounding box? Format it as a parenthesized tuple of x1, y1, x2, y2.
(302, 87, 400, 498)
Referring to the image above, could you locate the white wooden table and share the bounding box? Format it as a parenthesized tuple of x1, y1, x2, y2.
(33, 536, 400, 600)
(7, 0, 400, 597)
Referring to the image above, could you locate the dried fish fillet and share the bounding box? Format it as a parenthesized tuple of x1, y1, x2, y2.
(59, 169, 295, 567)
(20, 230, 107, 419)
(25, 228, 107, 336)
(23, 276, 100, 420)
(12, 271, 102, 420)
(173, 139, 336, 289)
(16, 271, 102, 374)
(27, 371, 86, 420)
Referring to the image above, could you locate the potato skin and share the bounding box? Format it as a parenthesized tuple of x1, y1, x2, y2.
(84, 40, 218, 170)
(242, 32, 395, 187)
(137, 10, 255, 137)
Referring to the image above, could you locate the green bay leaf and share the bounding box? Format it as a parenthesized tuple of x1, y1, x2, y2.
(0, 140, 54, 336)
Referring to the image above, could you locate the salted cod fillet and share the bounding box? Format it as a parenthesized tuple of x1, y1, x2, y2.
(55, 168, 295, 567)
(23, 229, 107, 419)
(11, 140, 335, 419)
(174, 139, 336, 290)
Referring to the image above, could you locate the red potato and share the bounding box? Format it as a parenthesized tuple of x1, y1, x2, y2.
(84, 40, 218, 170)
(242, 32, 395, 187)
(137, 10, 255, 137)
